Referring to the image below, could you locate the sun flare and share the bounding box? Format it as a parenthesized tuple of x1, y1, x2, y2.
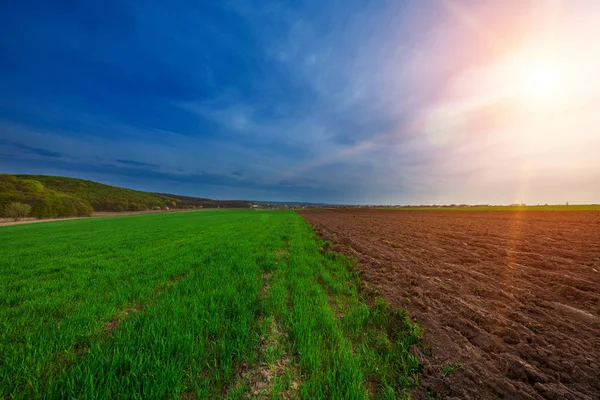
(522, 64, 561, 97)
(508, 46, 570, 107)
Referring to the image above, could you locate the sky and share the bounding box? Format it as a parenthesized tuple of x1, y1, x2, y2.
(1, 0, 599, 204)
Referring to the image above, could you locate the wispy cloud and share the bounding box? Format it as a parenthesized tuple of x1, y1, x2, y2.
(0, 139, 64, 158)
(116, 159, 159, 169)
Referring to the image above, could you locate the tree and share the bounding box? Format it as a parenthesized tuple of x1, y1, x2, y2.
(4, 202, 32, 221)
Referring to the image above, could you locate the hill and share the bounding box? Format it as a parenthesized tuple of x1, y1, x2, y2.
(153, 192, 252, 209)
(0, 174, 251, 219)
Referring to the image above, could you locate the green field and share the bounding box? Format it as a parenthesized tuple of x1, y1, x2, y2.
(0, 210, 421, 399)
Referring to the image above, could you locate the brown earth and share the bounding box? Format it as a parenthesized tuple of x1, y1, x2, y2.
(299, 209, 600, 400)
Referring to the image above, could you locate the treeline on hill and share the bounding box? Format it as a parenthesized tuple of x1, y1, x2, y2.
(15, 175, 174, 212)
(0, 175, 94, 219)
(0, 174, 251, 219)
(153, 193, 251, 209)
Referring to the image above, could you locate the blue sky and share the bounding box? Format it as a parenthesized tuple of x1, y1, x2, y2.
(1, 1, 599, 204)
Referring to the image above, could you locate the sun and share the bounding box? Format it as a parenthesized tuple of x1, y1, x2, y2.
(521, 63, 562, 98)
(525, 65, 560, 95)
(498, 41, 570, 108)
(506, 46, 570, 108)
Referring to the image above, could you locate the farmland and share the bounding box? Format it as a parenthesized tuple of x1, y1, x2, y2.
(0, 210, 421, 399)
(300, 209, 600, 399)
(385, 204, 600, 211)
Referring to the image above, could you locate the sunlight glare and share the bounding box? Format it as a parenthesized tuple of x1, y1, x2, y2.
(523, 64, 561, 97)
(507, 44, 570, 108)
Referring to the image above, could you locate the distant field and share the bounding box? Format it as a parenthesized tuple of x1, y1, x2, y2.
(384, 204, 600, 211)
(0, 210, 421, 399)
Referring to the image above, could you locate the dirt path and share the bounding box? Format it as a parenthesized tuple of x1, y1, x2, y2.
(299, 209, 600, 400)
(0, 209, 189, 227)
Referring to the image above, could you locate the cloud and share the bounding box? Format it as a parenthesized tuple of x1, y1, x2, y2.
(116, 159, 159, 169)
(0, 139, 63, 158)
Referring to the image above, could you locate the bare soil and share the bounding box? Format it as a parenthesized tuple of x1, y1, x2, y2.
(299, 209, 600, 400)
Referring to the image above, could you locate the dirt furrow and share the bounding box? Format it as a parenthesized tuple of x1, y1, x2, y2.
(300, 209, 600, 400)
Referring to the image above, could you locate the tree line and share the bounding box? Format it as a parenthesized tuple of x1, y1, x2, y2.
(1, 174, 251, 220)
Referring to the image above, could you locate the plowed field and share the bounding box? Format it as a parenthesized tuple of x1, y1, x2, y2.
(300, 209, 600, 400)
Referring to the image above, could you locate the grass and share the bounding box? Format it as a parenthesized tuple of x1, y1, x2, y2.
(442, 363, 463, 375)
(383, 204, 600, 211)
(0, 210, 422, 399)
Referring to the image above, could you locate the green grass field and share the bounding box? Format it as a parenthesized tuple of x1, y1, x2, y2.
(0, 210, 421, 399)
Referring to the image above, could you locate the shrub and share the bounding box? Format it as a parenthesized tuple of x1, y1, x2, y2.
(4, 202, 32, 221)
(20, 179, 45, 193)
